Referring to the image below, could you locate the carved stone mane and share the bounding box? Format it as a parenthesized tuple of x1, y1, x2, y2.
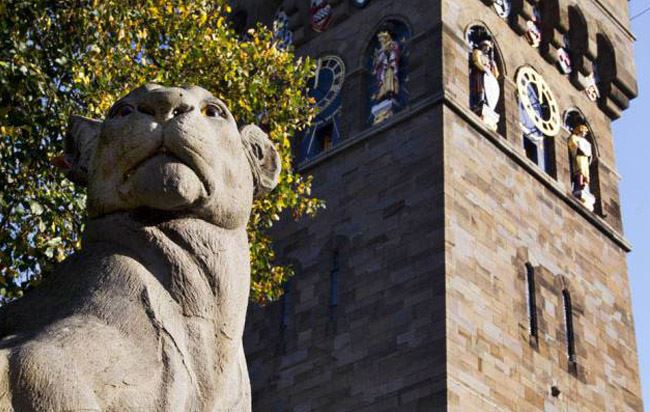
(0, 84, 280, 411)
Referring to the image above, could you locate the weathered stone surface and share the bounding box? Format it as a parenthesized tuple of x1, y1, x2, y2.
(0, 84, 280, 411)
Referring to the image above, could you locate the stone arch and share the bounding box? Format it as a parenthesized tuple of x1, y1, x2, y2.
(464, 22, 507, 75)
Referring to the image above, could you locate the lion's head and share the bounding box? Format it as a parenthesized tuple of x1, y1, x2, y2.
(61, 84, 280, 229)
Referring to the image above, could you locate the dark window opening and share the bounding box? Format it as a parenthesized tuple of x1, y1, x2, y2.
(525, 264, 538, 339)
(280, 279, 292, 331)
(524, 136, 539, 164)
(329, 252, 340, 322)
(562, 289, 577, 369)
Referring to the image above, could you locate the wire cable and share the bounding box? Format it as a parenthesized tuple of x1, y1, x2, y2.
(631, 5, 650, 21)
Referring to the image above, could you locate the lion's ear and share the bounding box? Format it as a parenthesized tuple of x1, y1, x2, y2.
(241, 125, 281, 198)
(58, 115, 102, 186)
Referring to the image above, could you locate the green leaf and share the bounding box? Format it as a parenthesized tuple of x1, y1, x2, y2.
(29, 201, 44, 215)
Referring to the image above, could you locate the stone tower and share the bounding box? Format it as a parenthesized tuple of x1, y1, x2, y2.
(235, 0, 643, 410)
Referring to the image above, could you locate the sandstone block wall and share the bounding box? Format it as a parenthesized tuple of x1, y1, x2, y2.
(244, 106, 447, 411)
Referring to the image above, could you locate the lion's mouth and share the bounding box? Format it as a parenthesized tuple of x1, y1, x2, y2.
(119, 145, 213, 210)
(124, 146, 210, 196)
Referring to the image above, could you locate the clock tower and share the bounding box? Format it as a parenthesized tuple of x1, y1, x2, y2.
(235, 0, 643, 410)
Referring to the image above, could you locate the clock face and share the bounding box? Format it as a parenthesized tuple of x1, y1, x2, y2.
(351, 0, 370, 7)
(493, 0, 511, 19)
(308, 55, 346, 125)
(516, 67, 561, 136)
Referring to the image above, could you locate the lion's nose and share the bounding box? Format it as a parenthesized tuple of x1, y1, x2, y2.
(137, 89, 195, 123)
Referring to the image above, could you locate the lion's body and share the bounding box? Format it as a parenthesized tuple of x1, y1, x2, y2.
(0, 216, 251, 411)
(0, 85, 280, 411)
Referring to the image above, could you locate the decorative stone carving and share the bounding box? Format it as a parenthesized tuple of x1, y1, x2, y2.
(469, 38, 501, 131)
(310, 0, 333, 33)
(370, 30, 401, 124)
(567, 124, 596, 211)
(585, 64, 600, 101)
(493, 0, 511, 19)
(0, 85, 281, 411)
(525, 7, 542, 48)
(557, 36, 573, 74)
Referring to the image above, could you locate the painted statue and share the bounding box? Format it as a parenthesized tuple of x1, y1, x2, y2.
(470, 39, 501, 130)
(273, 9, 293, 49)
(568, 124, 595, 210)
(0, 84, 281, 411)
(370, 30, 401, 124)
(372, 31, 400, 102)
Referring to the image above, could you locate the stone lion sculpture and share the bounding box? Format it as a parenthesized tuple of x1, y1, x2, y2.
(0, 84, 281, 411)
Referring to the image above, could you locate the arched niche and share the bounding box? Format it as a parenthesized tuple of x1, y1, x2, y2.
(563, 109, 601, 213)
(365, 19, 411, 125)
(465, 24, 506, 133)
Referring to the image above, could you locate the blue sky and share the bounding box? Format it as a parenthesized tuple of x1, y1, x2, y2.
(612, 1, 650, 404)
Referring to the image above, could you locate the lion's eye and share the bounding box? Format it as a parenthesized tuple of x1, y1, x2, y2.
(202, 104, 226, 118)
(114, 104, 134, 118)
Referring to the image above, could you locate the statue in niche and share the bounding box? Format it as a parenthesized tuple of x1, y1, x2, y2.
(273, 8, 293, 49)
(469, 39, 501, 131)
(370, 30, 401, 124)
(0, 84, 281, 411)
(525, 7, 542, 48)
(567, 124, 596, 211)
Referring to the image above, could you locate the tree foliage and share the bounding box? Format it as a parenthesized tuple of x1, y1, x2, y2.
(0, 0, 322, 304)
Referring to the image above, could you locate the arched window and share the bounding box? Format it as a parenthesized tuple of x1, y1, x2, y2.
(525, 263, 538, 339)
(595, 33, 616, 103)
(466, 25, 504, 132)
(367, 20, 410, 125)
(567, 7, 588, 76)
(564, 109, 600, 212)
(539, 0, 560, 54)
(516, 66, 561, 176)
(562, 289, 577, 369)
(296, 55, 345, 163)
